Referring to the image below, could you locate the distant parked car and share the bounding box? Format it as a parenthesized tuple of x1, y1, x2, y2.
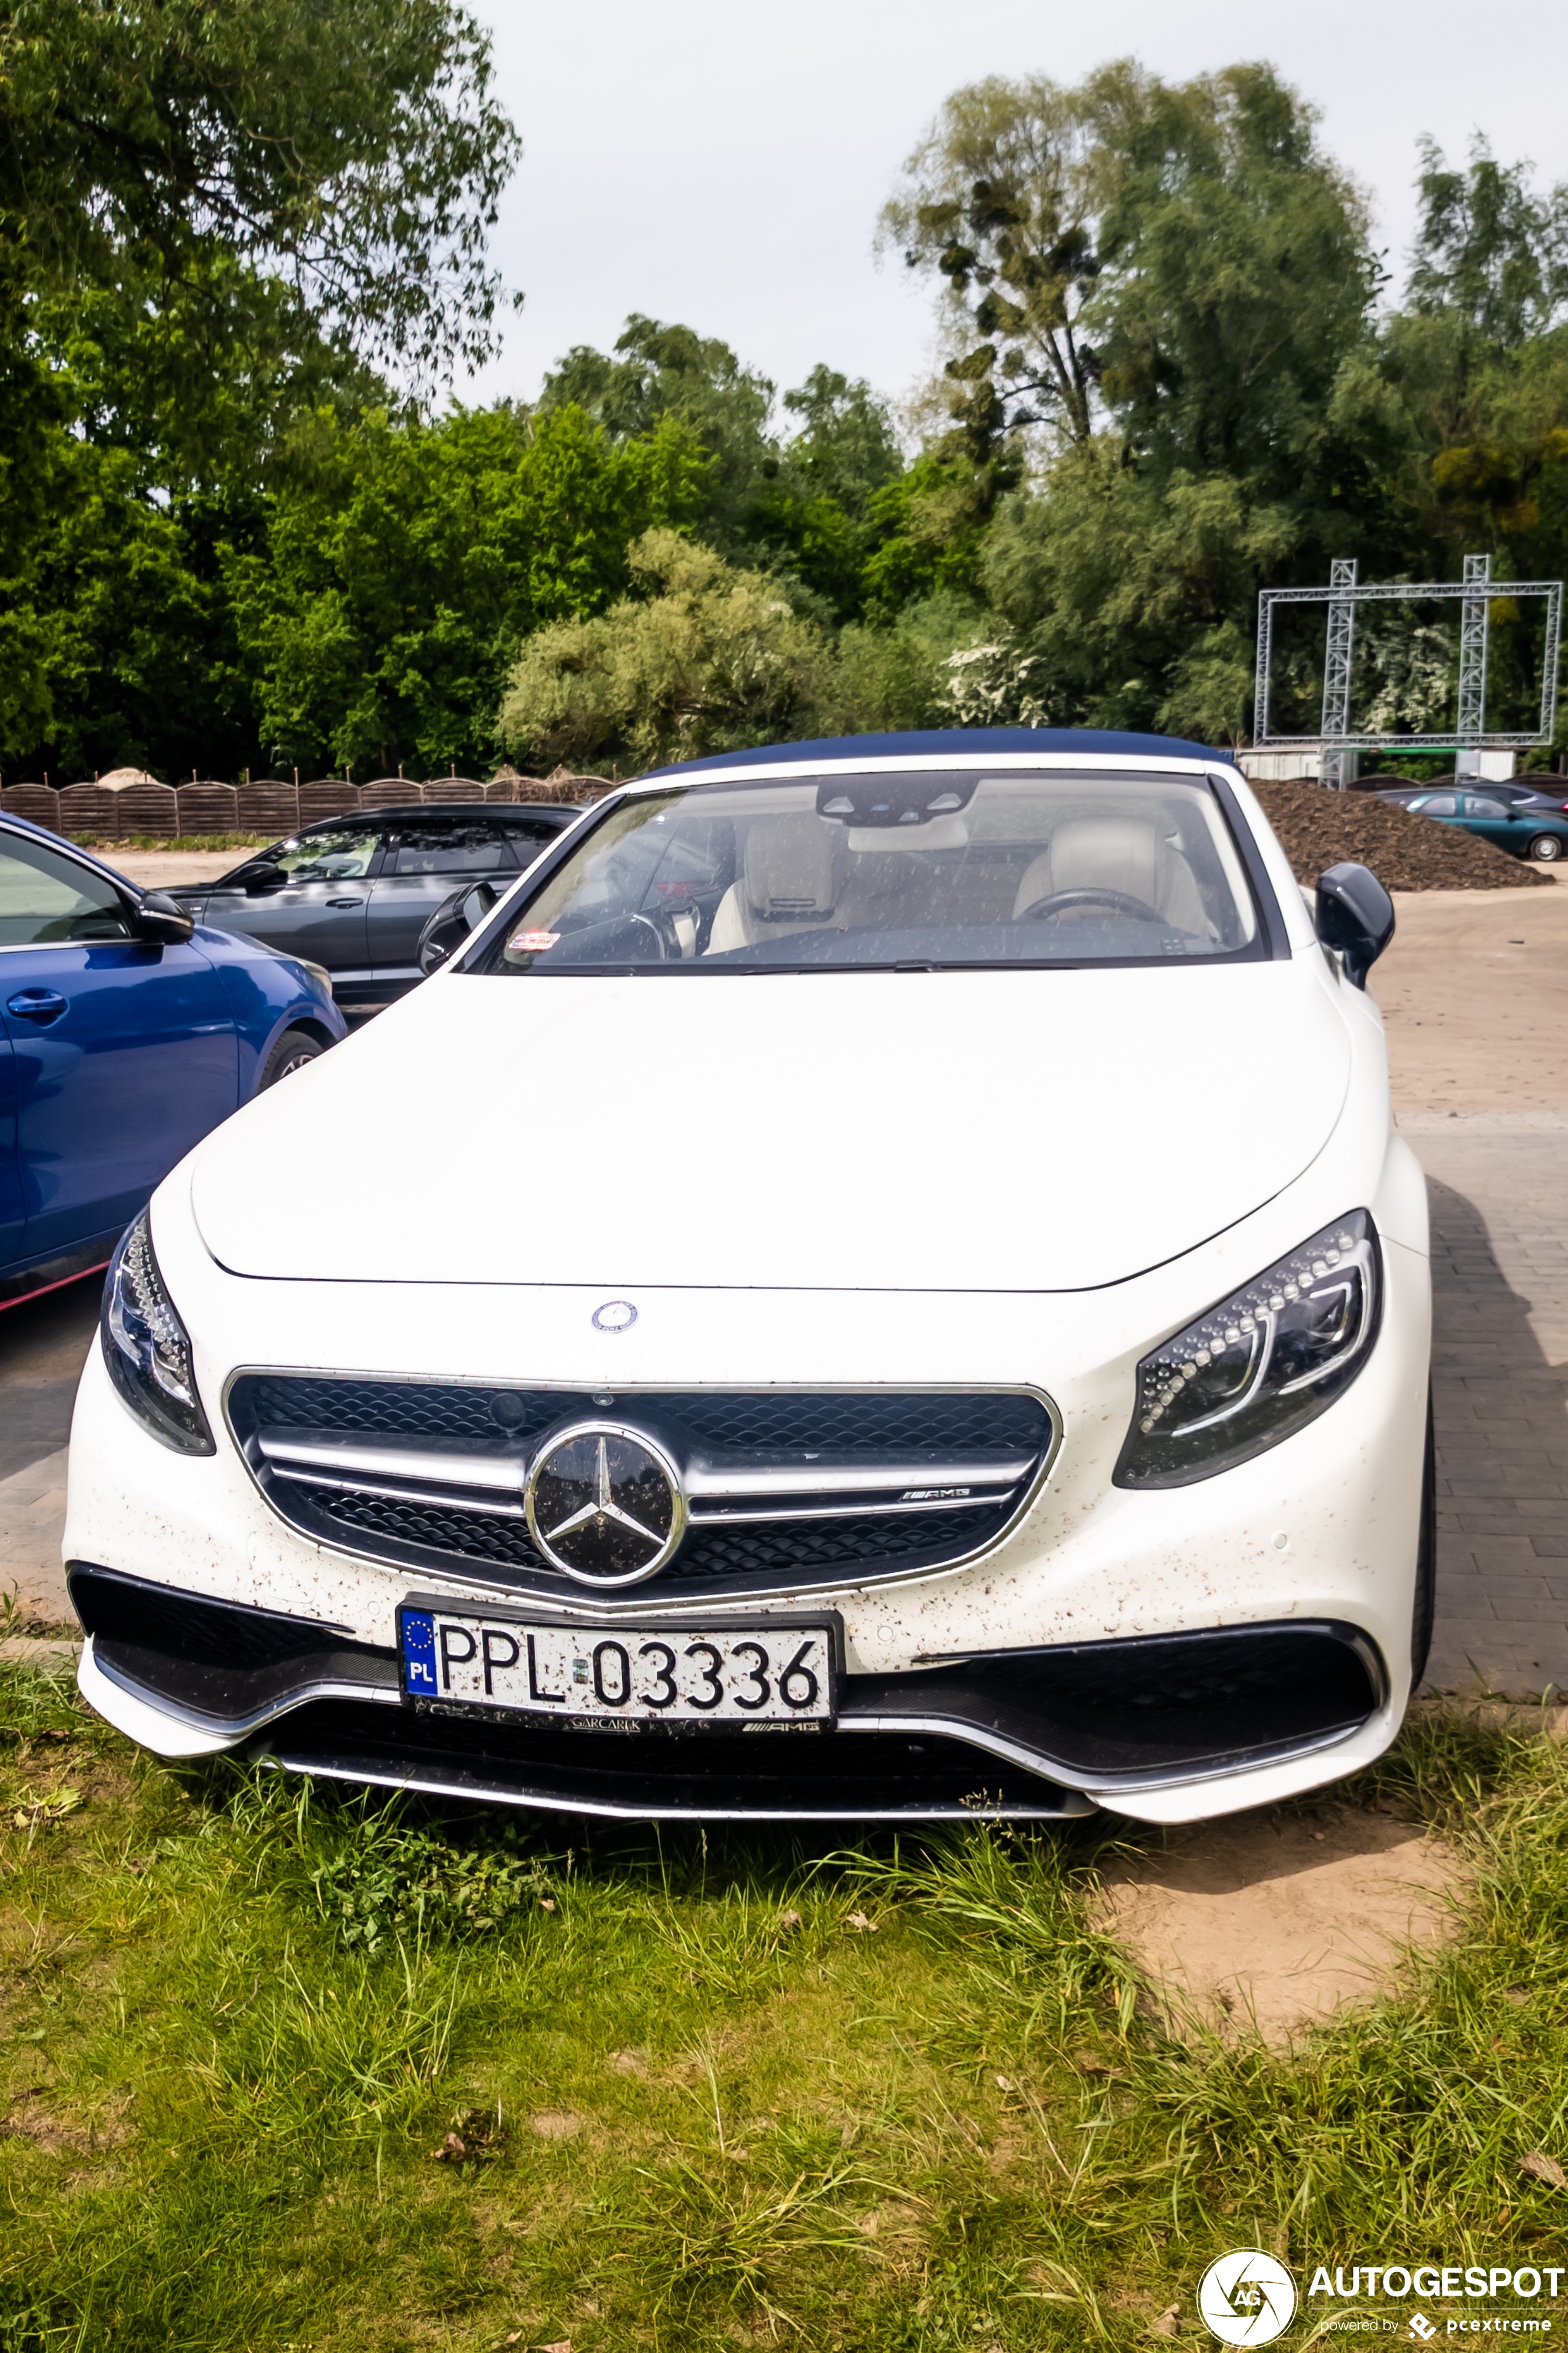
(1468, 779, 1568, 817)
(1378, 787, 1568, 863)
(1375, 776, 1568, 813)
(1, 813, 344, 1309)
(170, 803, 582, 1003)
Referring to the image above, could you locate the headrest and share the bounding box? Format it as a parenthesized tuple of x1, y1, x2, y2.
(845, 847, 916, 900)
(743, 814, 840, 921)
(1046, 816, 1162, 902)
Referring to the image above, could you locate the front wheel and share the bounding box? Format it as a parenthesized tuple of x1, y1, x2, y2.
(257, 1027, 326, 1090)
(1528, 832, 1564, 862)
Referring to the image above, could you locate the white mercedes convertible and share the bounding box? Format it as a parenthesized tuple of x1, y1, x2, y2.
(65, 727, 1430, 1824)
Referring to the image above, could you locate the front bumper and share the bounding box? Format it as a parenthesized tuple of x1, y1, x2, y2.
(72, 1563, 1385, 1822)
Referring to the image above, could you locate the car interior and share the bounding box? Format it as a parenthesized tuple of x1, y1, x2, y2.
(0, 832, 135, 945)
(493, 774, 1259, 971)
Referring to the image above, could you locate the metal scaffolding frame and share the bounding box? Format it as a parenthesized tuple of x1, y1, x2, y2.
(1456, 553, 1491, 745)
(1253, 556, 1563, 781)
(1318, 559, 1358, 790)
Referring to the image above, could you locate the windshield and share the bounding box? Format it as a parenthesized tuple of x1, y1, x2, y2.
(474, 770, 1260, 974)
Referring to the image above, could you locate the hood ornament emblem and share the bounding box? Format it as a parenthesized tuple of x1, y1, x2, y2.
(591, 1299, 637, 1332)
(525, 1420, 684, 1585)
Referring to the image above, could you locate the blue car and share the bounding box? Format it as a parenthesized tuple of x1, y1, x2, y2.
(1, 813, 346, 1308)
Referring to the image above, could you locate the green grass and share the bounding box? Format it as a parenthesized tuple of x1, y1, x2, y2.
(2, 1658, 1566, 2349)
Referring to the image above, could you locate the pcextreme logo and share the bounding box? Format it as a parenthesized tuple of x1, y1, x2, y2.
(1198, 2251, 1299, 2345)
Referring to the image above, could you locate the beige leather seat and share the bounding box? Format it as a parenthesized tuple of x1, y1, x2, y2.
(706, 815, 844, 953)
(1011, 816, 1207, 936)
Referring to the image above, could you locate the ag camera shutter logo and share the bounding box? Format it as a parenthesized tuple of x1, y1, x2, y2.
(1198, 2251, 1298, 2345)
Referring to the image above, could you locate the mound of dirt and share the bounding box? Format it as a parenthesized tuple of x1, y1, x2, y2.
(1251, 779, 1551, 891)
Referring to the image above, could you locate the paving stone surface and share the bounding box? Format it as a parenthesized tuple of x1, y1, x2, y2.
(0, 1277, 98, 1483)
(0, 1276, 98, 1629)
(0, 1447, 72, 1625)
(1411, 1122, 1568, 1696)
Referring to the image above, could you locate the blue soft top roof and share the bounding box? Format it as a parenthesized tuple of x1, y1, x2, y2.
(645, 726, 1221, 778)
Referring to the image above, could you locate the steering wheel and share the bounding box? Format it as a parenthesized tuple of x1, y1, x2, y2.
(1016, 886, 1164, 924)
(623, 910, 672, 959)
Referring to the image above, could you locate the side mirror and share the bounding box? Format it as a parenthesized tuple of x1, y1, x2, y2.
(133, 890, 195, 945)
(417, 879, 498, 976)
(414, 884, 494, 974)
(1316, 861, 1394, 990)
(228, 860, 286, 894)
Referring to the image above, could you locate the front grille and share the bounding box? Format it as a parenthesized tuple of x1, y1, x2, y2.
(234, 1377, 1046, 1460)
(319, 1489, 1010, 1584)
(228, 1376, 1052, 1603)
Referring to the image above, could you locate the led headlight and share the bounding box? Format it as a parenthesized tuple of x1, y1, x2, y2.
(101, 1210, 214, 1454)
(1114, 1211, 1381, 1489)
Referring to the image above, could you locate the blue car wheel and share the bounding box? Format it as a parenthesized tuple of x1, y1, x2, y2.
(257, 1027, 328, 1087)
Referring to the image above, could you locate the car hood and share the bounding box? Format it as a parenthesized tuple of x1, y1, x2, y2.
(189, 963, 1353, 1293)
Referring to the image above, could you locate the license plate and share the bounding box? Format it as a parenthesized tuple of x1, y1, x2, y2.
(398, 1603, 836, 1726)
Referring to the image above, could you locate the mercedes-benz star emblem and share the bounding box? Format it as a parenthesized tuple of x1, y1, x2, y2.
(591, 1299, 637, 1332)
(524, 1420, 685, 1586)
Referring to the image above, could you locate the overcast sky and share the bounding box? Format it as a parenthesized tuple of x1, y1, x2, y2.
(460, 0, 1568, 418)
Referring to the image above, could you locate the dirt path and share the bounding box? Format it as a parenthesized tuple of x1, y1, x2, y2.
(1373, 876, 1568, 1114)
(111, 849, 243, 887)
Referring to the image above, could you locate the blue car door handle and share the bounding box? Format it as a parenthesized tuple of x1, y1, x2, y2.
(6, 988, 68, 1023)
(326, 896, 365, 908)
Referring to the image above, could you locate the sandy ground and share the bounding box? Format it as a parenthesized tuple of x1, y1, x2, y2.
(1098, 1807, 1464, 2044)
(1373, 875, 1568, 1114)
(110, 850, 242, 887)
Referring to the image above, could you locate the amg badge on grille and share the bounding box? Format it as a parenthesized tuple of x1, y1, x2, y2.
(523, 1421, 686, 1586)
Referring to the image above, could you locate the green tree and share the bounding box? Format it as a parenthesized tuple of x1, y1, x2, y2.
(0, 0, 519, 767)
(886, 61, 1380, 742)
(17, 452, 260, 779)
(497, 529, 825, 772)
(538, 326, 973, 630)
(881, 74, 1106, 446)
(0, 0, 518, 378)
(740, 369, 913, 621)
(984, 452, 1299, 742)
(227, 405, 711, 775)
(884, 61, 1374, 491)
(1088, 63, 1375, 487)
(540, 316, 777, 540)
(817, 591, 986, 735)
(777, 367, 904, 512)
(1409, 138, 1568, 348)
